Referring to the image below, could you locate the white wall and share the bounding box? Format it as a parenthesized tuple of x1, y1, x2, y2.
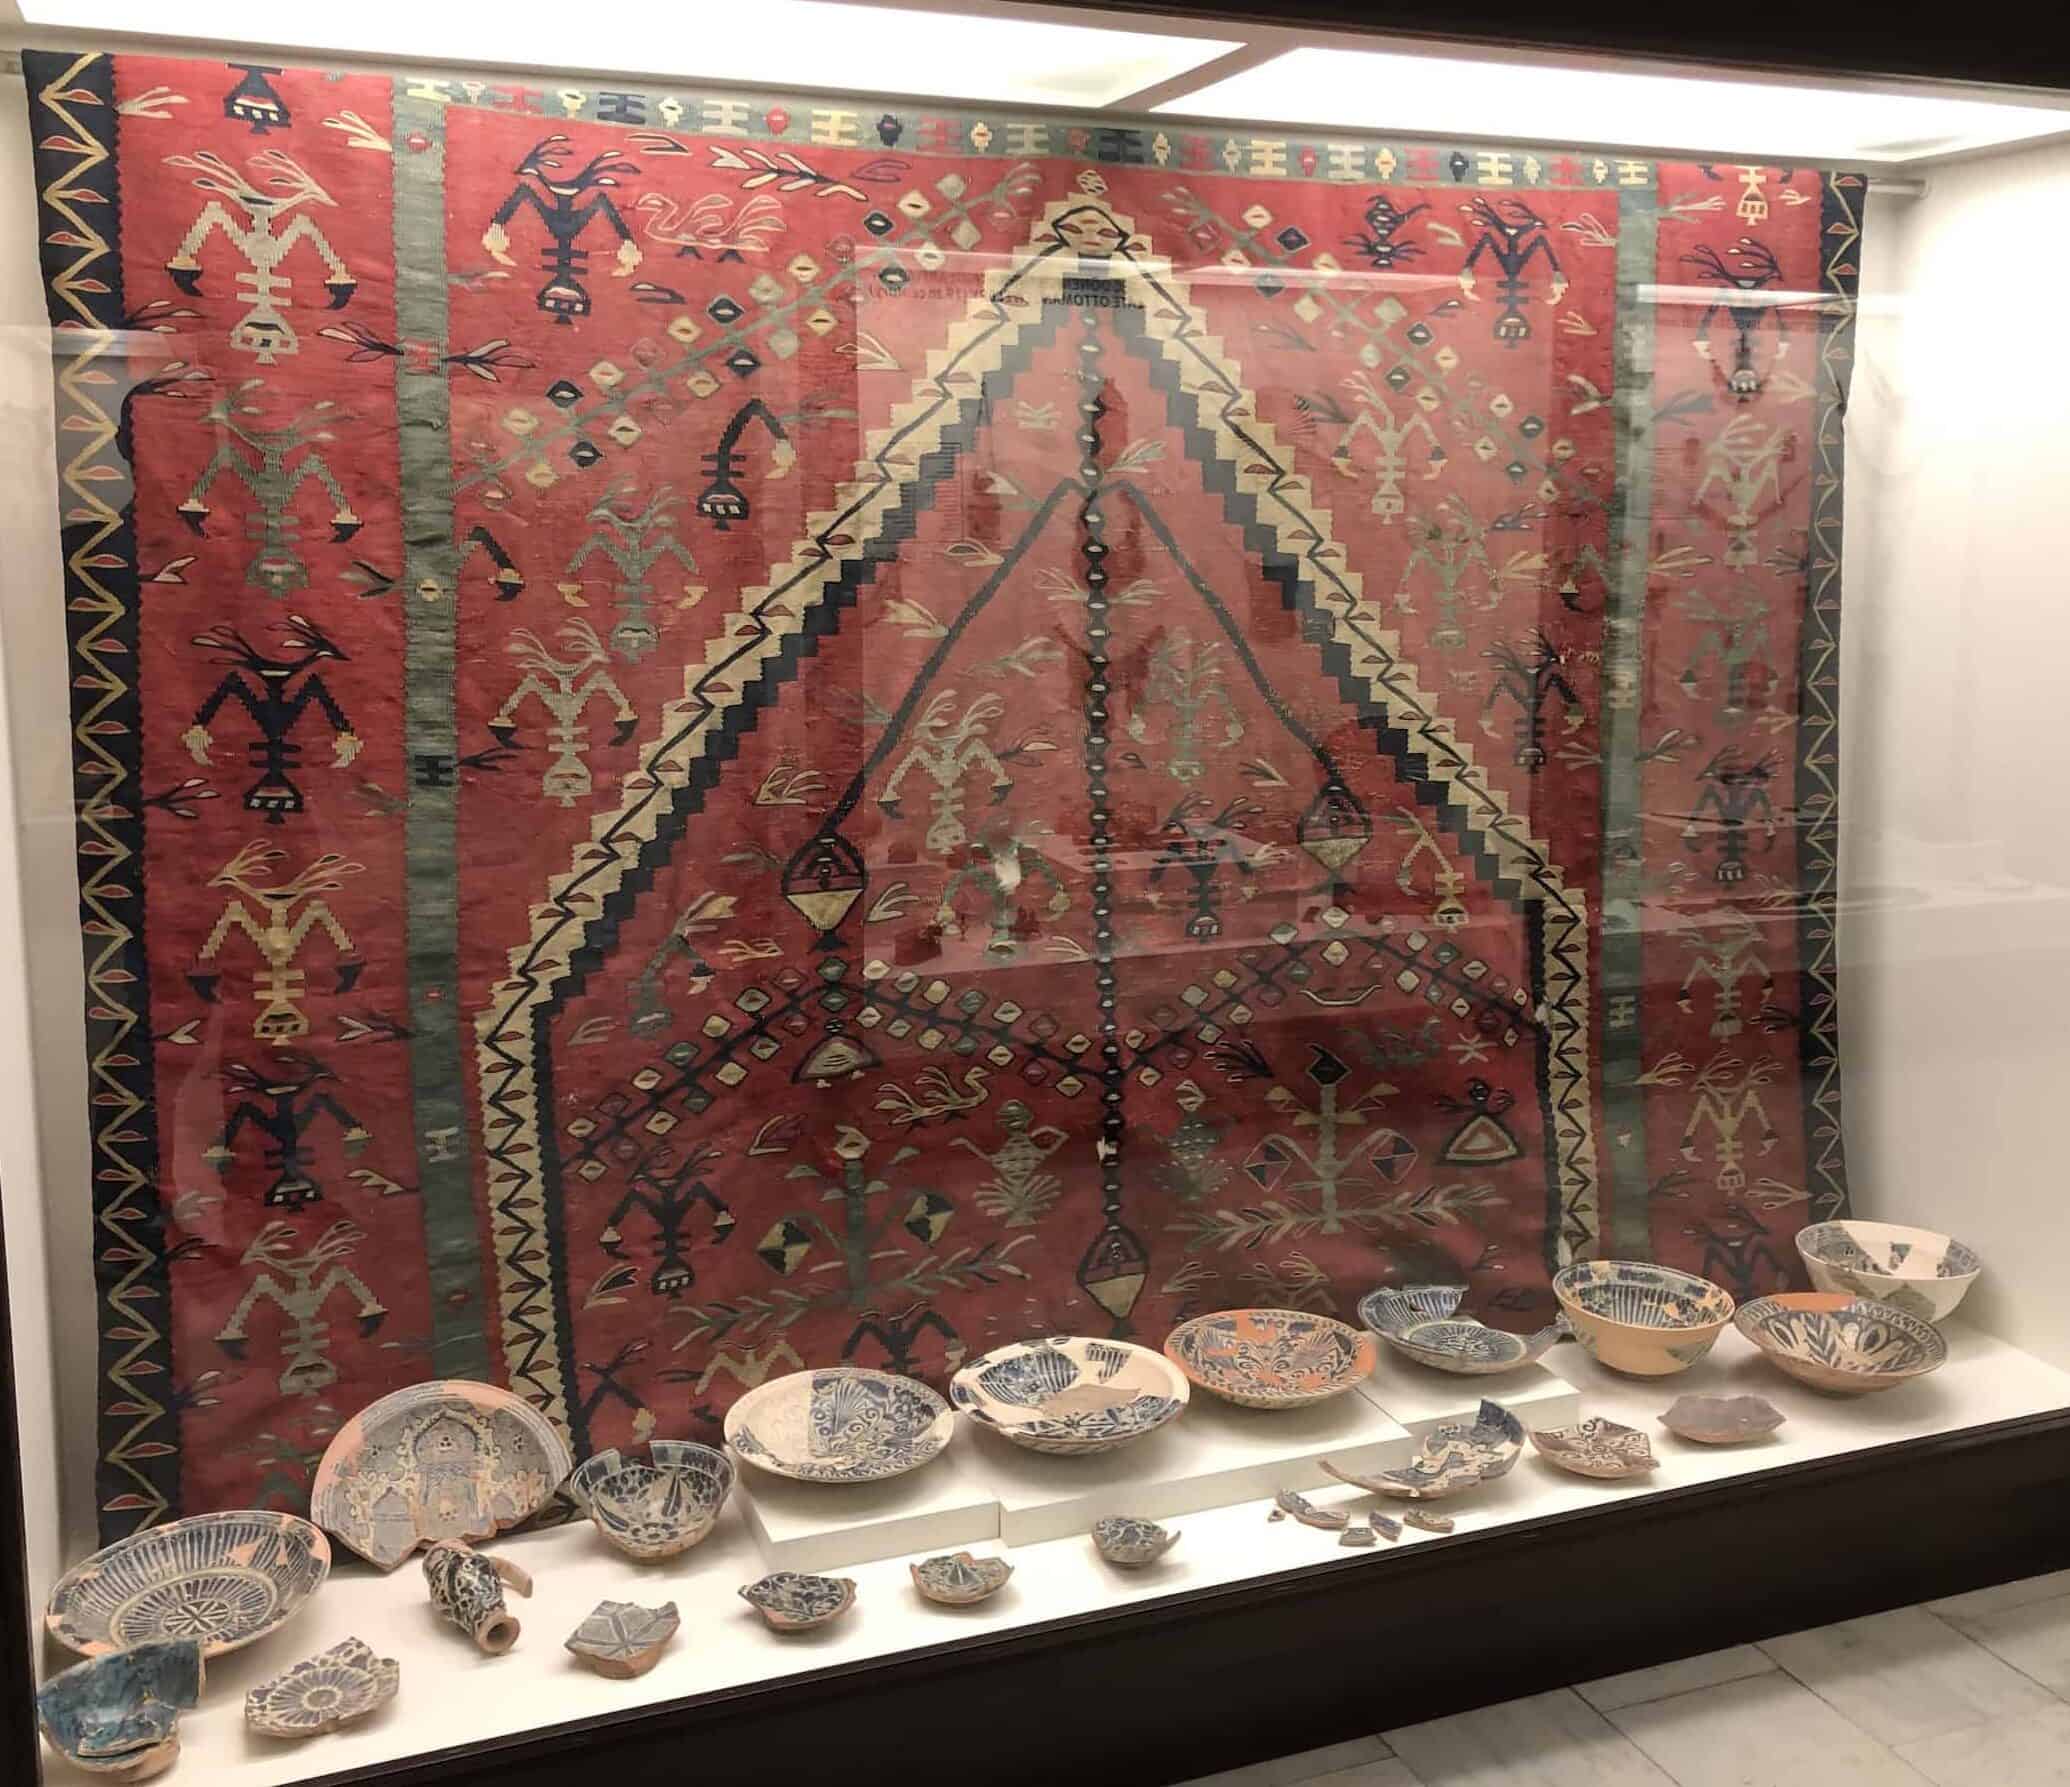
(1839, 142, 2070, 1368)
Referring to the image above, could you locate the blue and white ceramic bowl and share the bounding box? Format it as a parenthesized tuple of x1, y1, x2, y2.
(739, 1571, 857, 1632)
(38, 1639, 202, 1778)
(951, 1337, 1189, 1456)
(1796, 1221, 1981, 1323)
(1553, 1261, 1734, 1377)
(568, 1440, 735, 1558)
(1735, 1293, 1948, 1394)
(724, 1369, 953, 1484)
(1358, 1285, 1564, 1376)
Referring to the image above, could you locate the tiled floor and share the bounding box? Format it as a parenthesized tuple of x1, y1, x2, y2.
(1180, 1570, 2070, 1787)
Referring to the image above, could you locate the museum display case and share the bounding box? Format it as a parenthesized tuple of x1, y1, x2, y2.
(2, 2, 2068, 1781)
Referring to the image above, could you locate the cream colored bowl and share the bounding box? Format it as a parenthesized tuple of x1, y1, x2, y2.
(1553, 1261, 1735, 1377)
(1795, 1221, 1980, 1323)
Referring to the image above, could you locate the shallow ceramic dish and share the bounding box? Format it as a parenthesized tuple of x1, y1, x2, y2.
(37, 1639, 202, 1779)
(951, 1337, 1189, 1455)
(1091, 1516, 1179, 1567)
(311, 1379, 573, 1569)
(245, 1638, 398, 1739)
(1322, 1399, 1524, 1500)
(1796, 1220, 1981, 1323)
(1162, 1309, 1377, 1408)
(567, 1440, 735, 1559)
(1529, 1417, 1659, 1480)
(725, 1368, 953, 1483)
(1553, 1261, 1735, 1376)
(740, 1572, 857, 1632)
(47, 1511, 330, 1659)
(909, 1552, 1014, 1606)
(1735, 1293, 1948, 1394)
(1659, 1393, 1786, 1445)
(1358, 1285, 1564, 1376)
(564, 1601, 679, 1678)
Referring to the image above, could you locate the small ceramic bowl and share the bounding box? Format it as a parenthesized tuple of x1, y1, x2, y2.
(1553, 1261, 1735, 1377)
(1796, 1220, 1981, 1323)
(1735, 1293, 1948, 1394)
(1358, 1285, 1563, 1376)
(739, 1572, 857, 1632)
(567, 1440, 735, 1559)
(1660, 1393, 1786, 1445)
(1529, 1417, 1659, 1480)
(1163, 1309, 1377, 1408)
(1092, 1516, 1179, 1568)
(38, 1639, 203, 1779)
(244, 1638, 399, 1739)
(909, 1553, 1014, 1606)
(952, 1338, 1189, 1456)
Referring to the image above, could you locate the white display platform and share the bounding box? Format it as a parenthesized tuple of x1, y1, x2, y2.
(47, 1319, 2068, 1787)
(968, 1385, 1416, 1546)
(1355, 1350, 1582, 1439)
(734, 1437, 1001, 1573)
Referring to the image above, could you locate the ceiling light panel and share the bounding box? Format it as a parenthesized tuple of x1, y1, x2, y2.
(16, 0, 1242, 109)
(1157, 45, 2070, 164)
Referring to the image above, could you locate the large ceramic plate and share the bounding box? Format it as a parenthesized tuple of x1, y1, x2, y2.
(1358, 1285, 1563, 1376)
(951, 1336, 1189, 1455)
(47, 1511, 330, 1658)
(310, 1379, 573, 1569)
(724, 1368, 953, 1483)
(1163, 1309, 1376, 1409)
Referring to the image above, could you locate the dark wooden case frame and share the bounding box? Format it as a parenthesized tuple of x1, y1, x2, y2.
(7, 5, 2070, 1781)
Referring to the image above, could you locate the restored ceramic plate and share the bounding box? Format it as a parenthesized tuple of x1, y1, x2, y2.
(1163, 1309, 1377, 1408)
(725, 1368, 953, 1483)
(37, 1638, 203, 1779)
(1659, 1393, 1786, 1445)
(1735, 1293, 1948, 1394)
(567, 1440, 735, 1559)
(1796, 1220, 1981, 1322)
(48, 1511, 330, 1660)
(245, 1638, 399, 1739)
(311, 1380, 573, 1570)
(1529, 1417, 1658, 1479)
(1553, 1261, 1735, 1377)
(951, 1337, 1189, 1455)
(1358, 1285, 1564, 1376)
(1323, 1399, 1524, 1500)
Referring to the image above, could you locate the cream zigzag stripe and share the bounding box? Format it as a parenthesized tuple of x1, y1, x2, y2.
(474, 195, 1600, 1426)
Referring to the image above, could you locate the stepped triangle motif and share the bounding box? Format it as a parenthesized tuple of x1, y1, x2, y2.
(474, 194, 1600, 1444)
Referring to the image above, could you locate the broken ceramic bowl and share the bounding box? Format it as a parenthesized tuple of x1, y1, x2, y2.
(1323, 1399, 1524, 1500)
(1529, 1417, 1659, 1480)
(726, 1369, 953, 1484)
(1357, 1285, 1563, 1376)
(909, 1552, 1014, 1606)
(952, 1337, 1188, 1456)
(245, 1638, 399, 1739)
(1796, 1220, 1980, 1323)
(311, 1379, 572, 1570)
(567, 1440, 735, 1559)
(1553, 1261, 1735, 1376)
(1162, 1308, 1376, 1408)
(739, 1571, 857, 1632)
(1735, 1293, 1947, 1394)
(46, 1509, 330, 1658)
(1091, 1516, 1180, 1568)
(37, 1639, 202, 1780)
(565, 1600, 680, 1678)
(1659, 1393, 1786, 1445)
